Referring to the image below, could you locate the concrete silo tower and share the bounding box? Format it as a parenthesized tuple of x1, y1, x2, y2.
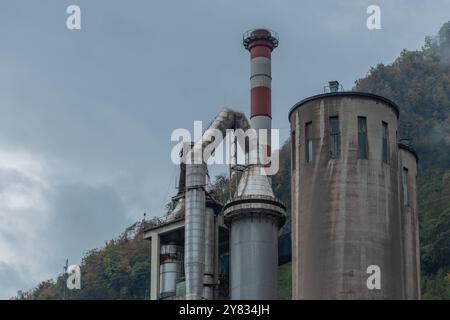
(289, 89, 420, 299)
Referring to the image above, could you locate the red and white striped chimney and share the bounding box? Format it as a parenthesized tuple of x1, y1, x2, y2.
(243, 29, 279, 165)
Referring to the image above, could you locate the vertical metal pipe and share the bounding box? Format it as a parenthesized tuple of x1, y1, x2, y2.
(203, 206, 215, 299)
(213, 214, 220, 297)
(185, 162, 206, 300)
(149, 233, 160, 300)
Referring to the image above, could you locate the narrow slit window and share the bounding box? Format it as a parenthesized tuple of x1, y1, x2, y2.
(329, 117, 340, 159)
(358, 117, 368, 159)
(291, 130, 296, 170)
(403, 167, 409, 207)
(382, 121, 390, 164)
(305, 122, 313, 163)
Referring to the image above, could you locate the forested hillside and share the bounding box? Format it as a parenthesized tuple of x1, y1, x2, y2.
(15, 22, 450, 300)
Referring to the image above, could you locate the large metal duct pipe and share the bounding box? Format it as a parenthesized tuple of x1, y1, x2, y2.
(185, 108, 250, 300)
(167, 197, 185, 222)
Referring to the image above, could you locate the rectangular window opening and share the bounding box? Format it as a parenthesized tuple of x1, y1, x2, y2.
(291, 130, 296, 170)
(329, 116, 340, 159)
(358, 117, 368, 159)
(382, 121, 390, 164)
(403, 167, 409, 207)
(305, 122, 313, 163)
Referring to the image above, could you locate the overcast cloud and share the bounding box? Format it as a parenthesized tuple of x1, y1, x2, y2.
(1, 0, 449, 298)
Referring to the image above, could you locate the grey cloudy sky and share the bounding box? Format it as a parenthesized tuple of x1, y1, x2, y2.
(0, 0, 449, 299)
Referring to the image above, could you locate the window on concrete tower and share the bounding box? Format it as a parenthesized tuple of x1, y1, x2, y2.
(403, 167, 409, 207)
(305, 122, 313, 163)
(382, 121, 390, 164)
(358, 117, 368, 159)
(329, 117, 340, 159)
(291, 130, 296, 170)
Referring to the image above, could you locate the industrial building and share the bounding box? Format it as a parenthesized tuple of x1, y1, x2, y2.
(289, 91, 420, 299)
(144, 29, 420, 300)
(144, 29, 286, 300)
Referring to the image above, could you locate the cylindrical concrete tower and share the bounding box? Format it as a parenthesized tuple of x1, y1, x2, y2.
(289, 91, 418, 299)
(243, 29, 279, 161)
(398, 143, 420, 299)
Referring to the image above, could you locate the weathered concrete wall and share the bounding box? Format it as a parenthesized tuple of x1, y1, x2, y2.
(399, 147, 420, 299)
(290, 93, 406, 299)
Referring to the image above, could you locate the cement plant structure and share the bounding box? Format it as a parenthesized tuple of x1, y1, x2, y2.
(143, 29, 420, 300)
(289, 92, 419, 299)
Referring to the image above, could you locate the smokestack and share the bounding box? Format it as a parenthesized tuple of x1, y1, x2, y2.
(243, 29, 279, 160)
(222, 29, 285, 300)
